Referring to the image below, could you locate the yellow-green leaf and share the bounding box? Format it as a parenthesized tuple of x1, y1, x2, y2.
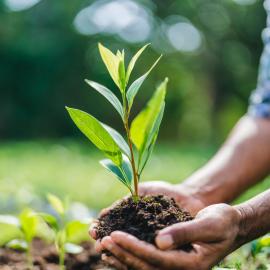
(47, 194, 65, 215)
(126, 43, 150, 85)
(66, 107, 122, 166)
(127, 55, 162, 108)
(98, 43, 120, 90)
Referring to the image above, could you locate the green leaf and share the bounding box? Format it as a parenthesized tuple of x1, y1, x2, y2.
(37, 213, 59, 231)
(100, 155, 133, 190)
(85, 80, 124, 119)
(56, 230, 66, 250)
(64, 243, 83, 254)
(47, 194, 65, 216)
(0, 216, 22, 246)
(66, 107, 122, 166)
(98, 43, 120, 90)
(127, 55, 162, 108)
(6, 239, 28, 251)
(126, 44, 150, 85)
(65, 220, 90, 244)
(138, 103, 165, 173)
(102, 123, 130, 157)
(259, 235, 270, 247)
(130, 78, 168, 154)
(118, 51, 126, 92)
(19, 209, 39, 242)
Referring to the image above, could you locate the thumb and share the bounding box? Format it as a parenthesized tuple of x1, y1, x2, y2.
(156, 218, 215, 250)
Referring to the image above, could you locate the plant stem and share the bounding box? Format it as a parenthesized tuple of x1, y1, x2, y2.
(26, 245, 33, 270)
(59, 245, 65, 270)
(122, 93, 139, 199)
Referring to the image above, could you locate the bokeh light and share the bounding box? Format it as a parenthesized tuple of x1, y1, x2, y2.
(4, 0, 41, 11)
(74, 0, 153, 43)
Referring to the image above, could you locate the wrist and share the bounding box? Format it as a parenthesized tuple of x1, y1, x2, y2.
(234, 203, 255, 247)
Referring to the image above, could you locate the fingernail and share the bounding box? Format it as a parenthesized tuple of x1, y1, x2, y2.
(156, 234, 174, 250)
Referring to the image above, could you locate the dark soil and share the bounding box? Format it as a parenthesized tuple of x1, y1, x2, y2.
(96, 195, 193, 244)
(0, 239, 107, 270)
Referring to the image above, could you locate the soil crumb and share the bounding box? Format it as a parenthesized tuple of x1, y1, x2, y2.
(96, 195, 193, 244)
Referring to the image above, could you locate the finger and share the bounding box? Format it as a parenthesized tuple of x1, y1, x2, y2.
(89, 220, 99, 239)
(156, 218, 217, 250)
(101, 254, 128, 270)
(111, 231, 200, 269)
(94, 239, 103, 253)
(101, 236, 158, 270)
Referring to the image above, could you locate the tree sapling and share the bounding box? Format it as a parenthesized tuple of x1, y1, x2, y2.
(66, 43, 193, 245)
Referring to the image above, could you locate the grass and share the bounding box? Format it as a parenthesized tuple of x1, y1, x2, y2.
(0, 140, 269, 269)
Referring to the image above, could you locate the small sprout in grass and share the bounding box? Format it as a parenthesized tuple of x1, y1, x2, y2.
(66, 43, 168, 201)
(39, 193, 91, 270)
(0, 209, 53, 270)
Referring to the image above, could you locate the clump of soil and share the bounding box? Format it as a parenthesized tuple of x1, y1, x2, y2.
(0, 239, 106, 270)
(96, 195, 193, 244)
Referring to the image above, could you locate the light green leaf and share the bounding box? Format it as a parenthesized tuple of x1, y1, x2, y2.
(138, 103, 165, 174)
(100, 155, 133, 190)
(98, 43, 120, 89)
(37, 213, 59, 231)
(19, 209, 39, 242)
(64, 243, 83, 254)
(47, 194, 65, 216)
(0, 220, 22, 246)
(66, 107, 122, 166)
(126, 44, 150, 85)
(85, 80, 124, 119)
(259, 235, 270, 247)
(65, 220, 90, 244)
(6, 239, 28, 251)
(130, 78, 168, 154)
(127, 55, 162, 108)
(102, 123, 130, 157)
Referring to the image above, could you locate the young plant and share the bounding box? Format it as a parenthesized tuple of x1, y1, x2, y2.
(0, 209, 52, 270)
(66, 43, 168, 200)
(39, 194, 91, 270)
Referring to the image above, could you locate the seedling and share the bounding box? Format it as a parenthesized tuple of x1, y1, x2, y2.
(0, 209, 51, 270)
(39, 194, 91, 270)
(66, 43, 167, 200)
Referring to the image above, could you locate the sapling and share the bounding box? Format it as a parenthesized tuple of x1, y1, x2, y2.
(0, 209, 52, 270)
(39, 193, 91, 270)
(66, 43, 167, 201)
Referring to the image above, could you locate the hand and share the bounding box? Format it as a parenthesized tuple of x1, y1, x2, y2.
(89, 181, 206, 242)
(99, 203, 243, 270)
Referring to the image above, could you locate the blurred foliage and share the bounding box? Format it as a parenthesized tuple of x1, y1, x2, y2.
(0, 0, 266, 142)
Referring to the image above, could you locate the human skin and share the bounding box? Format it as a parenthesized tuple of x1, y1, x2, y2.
(90, 116, 270, 269)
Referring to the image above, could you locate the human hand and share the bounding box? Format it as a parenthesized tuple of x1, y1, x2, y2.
(89, 181, 206, 242)
(99, 203, 243, 270)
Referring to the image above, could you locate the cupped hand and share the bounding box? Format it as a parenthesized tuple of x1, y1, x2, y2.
(89, 181, 206, 242)
(99, 203, 243, 270)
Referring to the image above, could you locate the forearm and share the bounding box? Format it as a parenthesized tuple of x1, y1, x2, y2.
(235, 189, 270, 246)
(180, 115, 270, 205)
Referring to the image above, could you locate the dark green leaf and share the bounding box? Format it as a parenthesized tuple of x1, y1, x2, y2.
(66, 107, 122, 166)
(100, 155, 133, 190)
(127, 55, 162, 108)
(37, 212, 59, 231)
(85, 80, 124, 119)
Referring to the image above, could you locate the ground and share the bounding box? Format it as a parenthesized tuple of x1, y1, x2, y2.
(0, 140, 269, 269)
